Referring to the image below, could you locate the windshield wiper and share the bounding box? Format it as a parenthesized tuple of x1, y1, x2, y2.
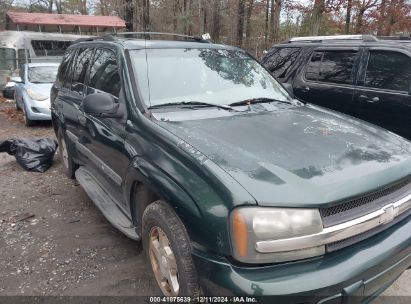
(229, 97, 292, 107)
(149, 101, 243, 112)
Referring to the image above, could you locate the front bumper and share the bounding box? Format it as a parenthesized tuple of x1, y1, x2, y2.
(24, 97, 51, 120)
(192, 216, 411, 303)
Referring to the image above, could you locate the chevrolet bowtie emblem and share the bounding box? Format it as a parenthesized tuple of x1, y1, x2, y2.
(380, 204, 397, 224)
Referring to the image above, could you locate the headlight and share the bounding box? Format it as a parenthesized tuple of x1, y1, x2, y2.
(230, 207, 324, 263)
(27, 88, 48, 101)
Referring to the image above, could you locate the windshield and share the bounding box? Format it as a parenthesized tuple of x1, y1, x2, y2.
(130, 48, 292, 107)
(28, 66, 59, 83)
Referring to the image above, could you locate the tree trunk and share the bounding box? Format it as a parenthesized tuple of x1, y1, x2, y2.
(272, 0, 281, 42)
(345, 0, 352, 34)
(203, 1, 208, 34)
(377, 0, 387, 35)
(236, 0, 245, 47)
(142, 0, 150, 32)
(187, 0, 193, 35)
(245, 0, 254, 48)
(172, 0, 179, 32)
(211, 0, 221, 41)
(270, 0, 274, 33)
(264, 0, 269, 48)
(48, 0, 53, 13)
(55, 0, 62, 13)
(310, 0, 325, 35)
(80, 0, 87, 15)
(124, 0, 134, 31)
(355, 9, 365, 33)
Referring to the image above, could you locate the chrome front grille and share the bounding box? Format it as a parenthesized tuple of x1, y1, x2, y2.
(320, 176, 411, 228)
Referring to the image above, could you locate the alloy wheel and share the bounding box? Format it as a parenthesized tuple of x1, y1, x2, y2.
(149, 226, 180, 296)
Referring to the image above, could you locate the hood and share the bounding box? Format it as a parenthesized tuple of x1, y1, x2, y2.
(28, 83, 53, 97)
(155, 105, 411, 207)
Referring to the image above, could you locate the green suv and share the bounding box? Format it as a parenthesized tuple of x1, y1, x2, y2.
(50, 33, 411, 303)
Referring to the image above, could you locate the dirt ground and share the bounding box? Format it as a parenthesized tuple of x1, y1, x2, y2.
(0, 96, 409, 301)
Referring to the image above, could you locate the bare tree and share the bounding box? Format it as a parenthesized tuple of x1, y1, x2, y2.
(345, 0, 352, 34)
(236, 0, 245, 47)
(211, 0, 221, 41)
(141, 0, 150, 31)
(377, 0, 387, 35)
(310, 0, 325, 35)
(124, 0, 133, 31)
(355, 0, 378, 34)
(264, 0, 270, 47)
(244, 0, 255, 48)
(271, 0, 281, 41)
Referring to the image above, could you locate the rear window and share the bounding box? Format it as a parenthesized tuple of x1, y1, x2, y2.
(31, 40, 71, 56)
(263, 47, 301, 78)
(305, 50, 357, 85)
(0, 48, 17, 70)
(365, 50, 411, 92)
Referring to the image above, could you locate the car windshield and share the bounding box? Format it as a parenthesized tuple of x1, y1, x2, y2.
(28, 66, 58, 83)
(130, 48, 292, 108)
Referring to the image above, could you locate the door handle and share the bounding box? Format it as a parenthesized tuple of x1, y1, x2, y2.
(301, 86, 310, 93)
(358, 95, 379, 103)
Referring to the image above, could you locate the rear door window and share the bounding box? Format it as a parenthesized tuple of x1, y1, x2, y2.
(263, 47, 301, 79)
(72, 48, 93, 86)
(305, 50, 357, 85)
(365, 50, 411, 92)
(87, 49, 120, 97)
(57, 48, 74, 87)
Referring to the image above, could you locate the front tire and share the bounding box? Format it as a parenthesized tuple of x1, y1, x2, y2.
(22, 104, 34, 126)
(57, 128, 77, 179)
(142, 201, 200, 297)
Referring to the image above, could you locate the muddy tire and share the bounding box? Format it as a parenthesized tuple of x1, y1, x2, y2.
(22, 104, 34, 126)
(57, 128, 77, 179)
(142, 201, 200, 297)
(14, 92, 20, 111)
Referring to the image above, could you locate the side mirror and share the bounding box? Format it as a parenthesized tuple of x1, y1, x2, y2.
(83, 93, 119, 116)
(408, 82, 411, 95)
(282, 82, 294, 97)
(10, 76, 22, 83)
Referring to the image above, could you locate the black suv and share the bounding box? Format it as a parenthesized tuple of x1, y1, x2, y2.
(51, 33, 411, 301)
(261, 35, 411, 140)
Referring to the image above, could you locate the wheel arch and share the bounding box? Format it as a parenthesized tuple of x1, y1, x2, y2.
(124, 157, 203, 236)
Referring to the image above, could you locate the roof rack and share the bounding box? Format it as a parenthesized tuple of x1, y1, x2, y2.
(286, 35, 378, 43)
(377, 36, 411, 41)
(72, 35, 113, 44)
(108, 32, 211, 43)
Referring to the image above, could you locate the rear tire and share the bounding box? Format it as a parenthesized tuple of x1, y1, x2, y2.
(14, 92, 20, 110)
(142, 201, 200, 297)
(57, 128, 77, 179)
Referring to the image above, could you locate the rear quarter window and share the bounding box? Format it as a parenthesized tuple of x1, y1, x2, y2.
(365, 50, 411, 92)
(263, 47, 301, 79)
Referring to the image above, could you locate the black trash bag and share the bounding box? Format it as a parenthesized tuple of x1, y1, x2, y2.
(0, 138, 58, 173)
